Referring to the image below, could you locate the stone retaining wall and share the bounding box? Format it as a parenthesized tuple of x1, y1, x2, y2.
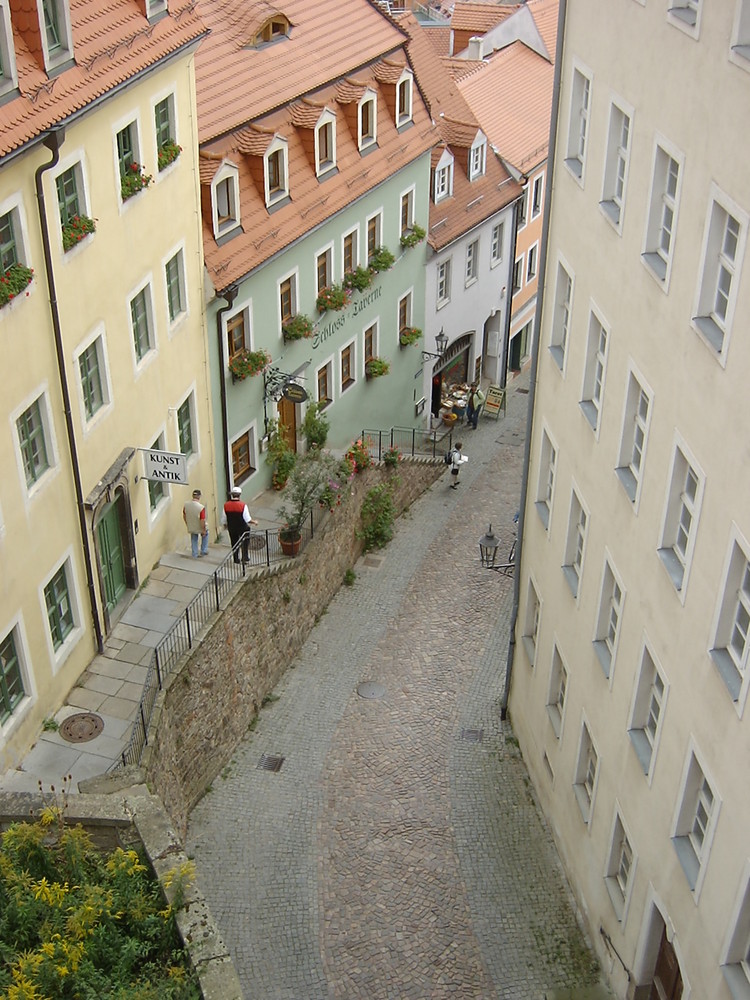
(143, 458, 444, 837)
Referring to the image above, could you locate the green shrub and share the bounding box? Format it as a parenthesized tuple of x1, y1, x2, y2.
(358, 482, 395, 551)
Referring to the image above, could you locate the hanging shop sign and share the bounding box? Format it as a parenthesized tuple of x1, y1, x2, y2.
(140, 449, 188, 484)
(282, 382, 308, 403)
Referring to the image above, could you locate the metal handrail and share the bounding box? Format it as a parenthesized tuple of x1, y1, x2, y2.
(360, 425, 452, 462)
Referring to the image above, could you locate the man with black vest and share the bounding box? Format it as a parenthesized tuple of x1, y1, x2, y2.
(221, 486, 258, 563)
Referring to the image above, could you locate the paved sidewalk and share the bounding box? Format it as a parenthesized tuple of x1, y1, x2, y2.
(187, 373, 610, 1000)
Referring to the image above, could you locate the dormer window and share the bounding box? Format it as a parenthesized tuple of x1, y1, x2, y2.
(359, 90, 377, 151)
(433, 149, 454, 203)
(265, 137, 289, 206)
(469, 135, 487, 180)
(315, 111, 337, 178)
(253, 15, 290, 46)
(146, 0, 168, 20)
(396, 69, 413, 128)
(40, 0, 73, 71)
(0, 4, 18, 95)
(211, 162, 241, 240)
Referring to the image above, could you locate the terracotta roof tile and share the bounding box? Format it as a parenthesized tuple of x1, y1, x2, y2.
(198, 153, 224, 185)
(0, 0, 207, 160)
(422, 25, 452, 58)
(451, 1, 519, 33)
(373, 55, 407, 83)
(335, 78, 370, 104)
(235, 125, 276, 156)
(289, 98, 328, 128)
(194, 0, 411, 143)
(526, 0, 559, 61)
(440, 116, 479, 148)
(443, 56, 485, 82)
(428, 159, 520, 252)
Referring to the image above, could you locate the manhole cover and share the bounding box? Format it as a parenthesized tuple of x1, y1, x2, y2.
(357, 681, 386, 699)
(247, 534, 265, 550)
(460, 728, 484, 743)
(257, 753, 284, 772)
(59, 713, 104, 743)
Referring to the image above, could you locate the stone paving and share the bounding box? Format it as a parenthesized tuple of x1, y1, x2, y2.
(186, 373, 607, 1000)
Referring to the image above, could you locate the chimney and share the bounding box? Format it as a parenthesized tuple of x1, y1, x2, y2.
(467, 36, 484, 60)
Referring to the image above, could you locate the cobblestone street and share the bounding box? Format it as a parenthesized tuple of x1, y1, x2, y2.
(187, 375, 604, 999)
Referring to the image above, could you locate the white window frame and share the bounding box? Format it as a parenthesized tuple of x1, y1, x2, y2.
(113, 113, 146, 208)
(516, 188, 528, 229)
(315, 242, 334, 296)
(564, 63, 593, 183)
(436, 257, 451, 308)
(730, 0, 750, 67)
(535, 427, 557, 531)
(211, 162, 241, 240)
(152, 90, 179, 176)
(526, 242, 538, 282)
(0, 2, 18, 96)
(40, 552, 82, 670)
(546, 644, 568, 740)
(277, 267, 299, 334)
(657, 438, 704, 599)
(522, 575, 541, 667)
(604, 808, 636, 923)
(549, 257, 574, 373)
(710, 527, 750, 715)
(667, 0, 702, 36)
(573, 718, 599, 825)
(628, 641, 667, 782)
(0, 617, 33, 735)
(562, 487, 588, 600)
(0, 194, 32, 291)
(397, 288, 413, 341)
(363, 318, 379, 372)
(175, 386, 199, 465)
(339, 338, 356, 394)
(469, 134, 487, 180)
(74, 324, 112, 432)
(593, 557, 625, 682)
(366, 209, 383, 265)
(264, 136, 289, 206)
(642, 137, 684, 290)
(434, 149, 454, 202)
(39, 0, 74, 72)
(396, 68, 413, 127)
(721, 860, 750, 999)
(12, 386, 59, 500)
(465, 239, 479, 286)
(315, 110, 337, 177)
(316, 354, 334, 407)
(671, 742, 720, 897)
(358, 89, 378, 151)
(579, 306, 609, 435)
(128, 276, 157, 371)
(490, 221, 504, 267)
(531, 173, 544, 219)
(146, 427, 170, 522)
(341, 225, 360, 278)
(616, 365, 652, 508)
(691, 185, 748, 365)
(600, 98, 633, 231)
(163, 242, 188, 331)
(513, 255, 524, 292)
(224, 297, 252, 366)
(53, 152, 93, 257)
(230, 420, 259, 487)
(400, 185, 415, 238)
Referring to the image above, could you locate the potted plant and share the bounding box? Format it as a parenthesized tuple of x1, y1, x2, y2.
(315, 283, 351, 313)
(121, 162, 153, 201)
(265, 418, 297, 490)
(343, 266, 374, 293)
(228, 348, 271, 381)
(399, 326, 422, 348)
(365, 357, 390, 379)
(277, 452, 339, 556)
(282, 313, 314, 341)
(399, 224, 426, 250)
(61, 214, 96, 252)
(0, 263, 34, 308)
(301, 400, 330, 451)
(158, 139, 182, 171)
(368, 246, 396, 273)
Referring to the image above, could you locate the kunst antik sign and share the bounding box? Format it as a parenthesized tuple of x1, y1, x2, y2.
(141, 449, 188, 484)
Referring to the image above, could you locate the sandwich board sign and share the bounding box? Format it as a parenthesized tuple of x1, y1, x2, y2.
(484, 384, 506, 419)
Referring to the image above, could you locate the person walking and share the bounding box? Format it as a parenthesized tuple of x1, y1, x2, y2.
(467, 383, 485, 429)
(222, 486, 258, 563)
(449, 442, 467, 489)
(183, 489, 208, 558)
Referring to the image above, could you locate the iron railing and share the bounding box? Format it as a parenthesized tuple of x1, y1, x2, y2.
(361, 425, 453, 462)
(112, 513, 321, 770)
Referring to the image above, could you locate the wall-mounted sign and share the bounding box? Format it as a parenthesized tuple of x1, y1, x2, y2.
(141, 449, 188, 484)
(282, 382, 308, 403)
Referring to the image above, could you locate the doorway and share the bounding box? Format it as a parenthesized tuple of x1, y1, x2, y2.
(277, 397, 297, 452)
(97, 495, 127, 614)
(648, 926, 683, 1000)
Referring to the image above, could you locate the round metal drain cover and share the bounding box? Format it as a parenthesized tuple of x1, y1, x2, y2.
(59, 712, 104, 743)
(357, 681, 386, 700)
(247, 534, 265, 550)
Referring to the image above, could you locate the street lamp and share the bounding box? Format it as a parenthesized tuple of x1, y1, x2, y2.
(479, 524, 501, 569)
(421, 327, 449, 363)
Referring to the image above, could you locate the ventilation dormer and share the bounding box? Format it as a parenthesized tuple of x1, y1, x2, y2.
(290, 100, 337, 180)
(358, 88, 377, 152)
(251, 13, 290, 47)
(433, 147, 454, 203)
(200, 156, 242, 242)
(469, 131, 487, 180)
(9, 0, 74, 74)
(0, 2, 18, 96)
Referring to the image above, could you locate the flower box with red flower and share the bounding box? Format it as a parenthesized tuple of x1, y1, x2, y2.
(121, 162, 153, 201)
(0, 263, 34, 308)
(61, 215, 96, 252)
(228, 348, 271, 381)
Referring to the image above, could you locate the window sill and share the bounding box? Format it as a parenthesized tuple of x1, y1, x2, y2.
(658, 546, 685, 592)
(692, 314, 726, 356)
(535, 500, 550, 531)
(672, 834, 700, 891)
(615, 466, 638, 503)
(710, 647, 742, 702)
(573, 782, 592, 824)
(593, 639, 612, 679)
(604, 876, 626, 922)
(341, 378, 355, 392)
(641, 251, 669, 287)
(562, 564, 580, 598)
(599, 199, 622, 230)
(628, 728, 653, 776)
(521, 634, 536, 667)
(721, 963, 750, 1000)
(546, 703, 563, 739)
(549, 344, 565, 371)
(564, 156, 584, 182)
(579, 398, 599, 432)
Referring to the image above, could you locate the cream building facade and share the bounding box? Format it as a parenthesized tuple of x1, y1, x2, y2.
(0, 0, 212, 772)
(510, 2, 750, 999)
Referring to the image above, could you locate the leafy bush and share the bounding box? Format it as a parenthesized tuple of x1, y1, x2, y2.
(358, 482, 395, 551)
(301, 401, 330, 450)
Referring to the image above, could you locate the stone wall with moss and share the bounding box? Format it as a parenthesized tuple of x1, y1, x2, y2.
(142, 458, 444, 836)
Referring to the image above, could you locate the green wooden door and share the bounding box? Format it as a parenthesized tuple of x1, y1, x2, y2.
(97, 498, 126, 612)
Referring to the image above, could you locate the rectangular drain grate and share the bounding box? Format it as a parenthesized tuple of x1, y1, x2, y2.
(516, 388, 529, 394)
(257, 753, 285, 772)
(460, 728, 484, 743)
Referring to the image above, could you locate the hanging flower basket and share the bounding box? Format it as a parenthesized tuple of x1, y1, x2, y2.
(0, 263, 34, 308)
(158, 139, 182, 171)
(316, 283, 351, 313)
(343, 266, 374, 293)
(61, 214, 96, 252)
(368, 246, 396, 273)
(121, 162, 153, 201)
(229, 348, 271, 381)
(365, 357, 390, 379)
(399, 224, 426, 250)
(282, 313, 314, 341)
(399, 326, 422, 347)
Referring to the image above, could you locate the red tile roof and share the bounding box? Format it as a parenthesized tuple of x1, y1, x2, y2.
(0, 0, 207, 160)
(422, 25, 452, 58)
(451, 1, 519, 33)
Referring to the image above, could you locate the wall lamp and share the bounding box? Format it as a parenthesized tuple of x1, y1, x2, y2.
(421, 327, 449, 363)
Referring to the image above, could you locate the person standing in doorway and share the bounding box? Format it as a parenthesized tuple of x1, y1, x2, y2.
(222, 486, 258, 563)
(450, 442, 468, 489)
(183, 489, 208, 558)
(467, 383, 486, 429)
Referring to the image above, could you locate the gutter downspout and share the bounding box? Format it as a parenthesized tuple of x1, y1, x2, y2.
(500, 196, 520, 389)
(216, 286, 239, 497)
(34, 129, 104, 653)
(501, 0, 567, 720)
